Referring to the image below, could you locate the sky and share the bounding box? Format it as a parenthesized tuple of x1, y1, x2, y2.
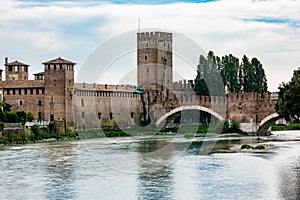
(0, 0, 300, 92)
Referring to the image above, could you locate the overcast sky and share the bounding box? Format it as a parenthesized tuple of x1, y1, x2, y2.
(0, 0, 299, 92)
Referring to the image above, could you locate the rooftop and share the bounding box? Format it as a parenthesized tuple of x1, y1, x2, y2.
(5, 60, 29, 66)
(42, 57, 76, 65)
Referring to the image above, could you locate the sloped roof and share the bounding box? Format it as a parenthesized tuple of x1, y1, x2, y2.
(42, 57, 76, 65)
(33, 72, 45, 75)
(5, 60, 29, 66)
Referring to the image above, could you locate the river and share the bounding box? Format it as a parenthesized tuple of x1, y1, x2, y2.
(0, 131, 299, 200)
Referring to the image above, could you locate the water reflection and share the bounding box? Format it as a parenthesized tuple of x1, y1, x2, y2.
(137, 140, 175, 199)
(0, 132, 299, 199)
(41, 143, 76, 199)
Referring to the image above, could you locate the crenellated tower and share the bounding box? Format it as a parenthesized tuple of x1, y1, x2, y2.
(137, 31, 173, 89)
(43, 57, 75, 126)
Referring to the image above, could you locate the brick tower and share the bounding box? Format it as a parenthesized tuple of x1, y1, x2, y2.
(43, 57, 76, 126)
(5, 57, 29, 81)
(137, 31, 173, 89)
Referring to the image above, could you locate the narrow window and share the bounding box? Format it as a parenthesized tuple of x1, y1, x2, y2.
(38, 100, 42, 106)
(36, 89, 39, 95)
(24, 89, 27, 95)
(82, 112, 85, 119)
(98, 112, 102, 120)
(20, 100, 22, 106)
(81, 99, 84, 107)
(38, 112, 42, 120)
(131, 112, 134, 119)
(30, 89, 33, 95)
(109, 112, 113, 120)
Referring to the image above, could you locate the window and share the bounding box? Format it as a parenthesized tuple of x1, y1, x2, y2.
(98, 112, 102, 120)
(20, 100, 22, 106)
(131, 112, 134, 119)
(82, 112, 85, 119)
(13, 89, 15, 95)
(54, 65, 56, 70)
(36, 89, 39, 95)
(24, 89, 27, 95)
(81, 99, 84, 107)
(145, 56, 147, 60)
(109, 112, 113, 120)
(19, 89, 21, 95)
(38, 112, 42, 120)
(38, 100, 42, 106)
(8, 66, 12, 71)
(30, 89, 33, 95)
(48, 65, 50, 70)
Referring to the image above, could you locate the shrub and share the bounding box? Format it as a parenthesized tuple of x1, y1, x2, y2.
(31, 124, 41, 140)
(184, 132, 194, 138)
(254, 144, 266, 149)
(230, 120, 240, 132)
(48, 121, 57, 134)
(5, 112, 18, 123)
(241, 144, 253, 149)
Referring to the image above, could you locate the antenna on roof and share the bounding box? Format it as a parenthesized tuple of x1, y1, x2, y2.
(138, 17, 140, 33)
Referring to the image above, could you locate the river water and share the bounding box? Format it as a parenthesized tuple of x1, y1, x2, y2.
(0, 131, 300, 200)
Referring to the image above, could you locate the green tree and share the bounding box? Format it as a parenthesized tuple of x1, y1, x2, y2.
(275, 68, 300, 121)
(194, 51, 225, 96)
(16, 111, 27, 126)
(27, 112, 34, 122)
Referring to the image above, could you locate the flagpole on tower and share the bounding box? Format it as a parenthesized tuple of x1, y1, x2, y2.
(138, 17, 140, 33)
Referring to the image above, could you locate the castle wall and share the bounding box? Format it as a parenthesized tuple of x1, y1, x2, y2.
(73, 83, 142, 130)
(0, 80, 45, 120)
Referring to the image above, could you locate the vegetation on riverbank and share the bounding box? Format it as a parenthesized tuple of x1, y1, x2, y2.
(271, 123, 300, 131)
(241, 144, 266, 150)
(0, 123, 77, 145)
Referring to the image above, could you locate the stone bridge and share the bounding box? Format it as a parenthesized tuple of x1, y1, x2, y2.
(147, 87, 278, 134)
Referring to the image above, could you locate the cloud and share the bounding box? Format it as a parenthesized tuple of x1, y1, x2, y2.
(0, 0, 299, 91)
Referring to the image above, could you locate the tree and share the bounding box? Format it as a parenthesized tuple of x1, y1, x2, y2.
(275, 68, 300, 121)
(194, 51, 225, 96)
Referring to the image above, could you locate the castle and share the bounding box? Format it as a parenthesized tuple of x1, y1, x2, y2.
(0, 31, 278, 133)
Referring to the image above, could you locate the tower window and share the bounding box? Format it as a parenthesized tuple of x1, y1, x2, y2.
(20, 101, 22, 106)
(82, 112, 85, 119)
(36, 89, 39, 95)
(145, 56, 147, 60)
(98, 112, 102, 120)
(38, 100, 42, 106)
(30, 89, 33, 95)
(131, 112, 134, 119)
(24, 89, 27, 95)
(38, 112, 42, 120)
(109, 112, 113, 120)
(81, 99, 84, 107)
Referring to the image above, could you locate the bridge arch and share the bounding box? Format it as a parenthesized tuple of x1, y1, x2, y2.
(155, 105, 225, 126)
(257, 113, 280, 134)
